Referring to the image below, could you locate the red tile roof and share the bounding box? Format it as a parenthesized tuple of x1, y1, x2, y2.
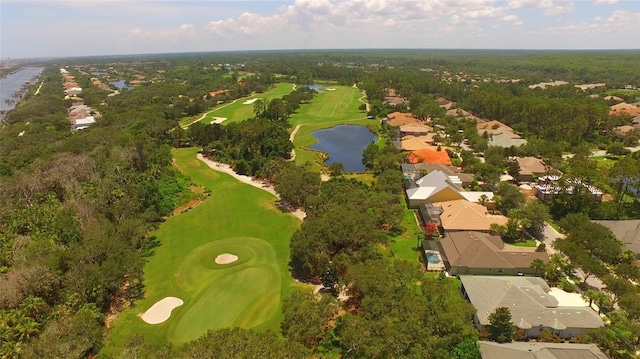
(408, 149, 452, 165)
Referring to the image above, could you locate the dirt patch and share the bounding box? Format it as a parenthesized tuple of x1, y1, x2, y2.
(169, 197, 203, 217)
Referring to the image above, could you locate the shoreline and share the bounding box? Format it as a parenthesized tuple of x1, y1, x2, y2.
(196, 153, 306, 220)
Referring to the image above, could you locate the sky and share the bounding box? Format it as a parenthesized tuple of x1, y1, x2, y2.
(1, 0, 639, 59)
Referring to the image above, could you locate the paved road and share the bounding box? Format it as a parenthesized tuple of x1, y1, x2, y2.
(542, 222, 606, 290)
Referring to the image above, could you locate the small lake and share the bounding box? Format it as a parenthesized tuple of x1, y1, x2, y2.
(110, 79, 134, 90)
(310, 125, 377, 172)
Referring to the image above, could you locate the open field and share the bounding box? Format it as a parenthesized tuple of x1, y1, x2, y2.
(102, 147, 301, 354)
(288, 85, 373, 170)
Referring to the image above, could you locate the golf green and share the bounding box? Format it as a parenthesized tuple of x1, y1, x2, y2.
(101, 148, 300, 355)
(171, 237, 280, 343)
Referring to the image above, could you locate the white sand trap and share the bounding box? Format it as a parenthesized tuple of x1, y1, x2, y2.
(140, 297, 184, 324)
(215, 253, 238, 264)
(211, 117, 227, 124)
(243, 98, 259, 105)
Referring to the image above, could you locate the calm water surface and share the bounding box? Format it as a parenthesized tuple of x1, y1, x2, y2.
(110, 79, 134, 90)
(310, 125, 376, 172)
(0, 67, 43, 120)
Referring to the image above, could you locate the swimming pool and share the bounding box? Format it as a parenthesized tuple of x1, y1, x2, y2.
(426, 252, 441, 264)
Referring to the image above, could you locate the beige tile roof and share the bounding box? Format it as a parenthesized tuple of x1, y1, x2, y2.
(386, 112, 420, 126)
(399, 123, 433, 134)
(610, 102, 640, 116)
(515, 157, 548, 177)
(435, 199, 507, 231)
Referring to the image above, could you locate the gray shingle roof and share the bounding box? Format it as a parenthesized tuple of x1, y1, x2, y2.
(460, 276, 604, 329)
(592, 220, 640, 255)
(479, 342, 609, 359)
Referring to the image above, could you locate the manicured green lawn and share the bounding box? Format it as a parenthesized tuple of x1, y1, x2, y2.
(101, 147, 301, 355)
(385, 197, 424, 264)
(509, 239, 537, 247)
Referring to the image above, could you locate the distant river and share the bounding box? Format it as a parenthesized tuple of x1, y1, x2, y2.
(0, 67, 43, 121)
(310, 125, 377, 172)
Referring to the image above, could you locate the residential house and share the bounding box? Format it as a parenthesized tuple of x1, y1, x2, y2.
(440, 232, 547, 275)
(383, 112, 419, 126)
(515, 157, 548, 182)
(436, 97, 454, 109)
(477, 120, 518, 138)
(407, 149, 452, 165)
(592, 220, 640, 260)
(401, 163, 473, 187)
(575, 83, 606, 91)
(528, 81, 569, 89)
(405, 170, 494, 207)
(460, 276, 604, 339)
(72, 116, 96, 130)
(604, 95, 624, 102)
(479, 342, 609, 359)
(488, 133, 527, 148)
(433, 200, 506, 232)
(610, 102, 640, 116)
(384, 88, 407, 106)
(447, 108, 478, 120)
(614, 125, 636, 136)
(535, 176, 603, 201)
(401, 137, 435, 151)
(399, 123, 433, 136)
(405, 170, 466, 207)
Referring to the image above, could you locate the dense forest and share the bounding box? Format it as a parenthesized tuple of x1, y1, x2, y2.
(0, 49, 639, 358)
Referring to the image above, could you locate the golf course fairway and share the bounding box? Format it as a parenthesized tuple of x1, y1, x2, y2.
(101, 147, 301, 354)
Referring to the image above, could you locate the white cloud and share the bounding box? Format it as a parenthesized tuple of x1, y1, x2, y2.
(506, 0, 574, 15)
(606, 9, 640, 24)
(595, 0, 618, 4)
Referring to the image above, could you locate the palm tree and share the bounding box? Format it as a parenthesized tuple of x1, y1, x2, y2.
(530, 258, 546, 277)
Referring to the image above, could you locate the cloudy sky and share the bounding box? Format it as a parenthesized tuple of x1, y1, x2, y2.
(1, 0, 639, 59)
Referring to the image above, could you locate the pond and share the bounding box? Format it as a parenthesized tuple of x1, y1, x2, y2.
(310, 125, 376, 172)
(110, 79, 134, 91)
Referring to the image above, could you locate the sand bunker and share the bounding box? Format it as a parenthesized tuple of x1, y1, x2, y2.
(215, 253, 239, 264)
(211, 117, 227, 124)
(140, 297, 184, 324)
(243, 98, 259, 105)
